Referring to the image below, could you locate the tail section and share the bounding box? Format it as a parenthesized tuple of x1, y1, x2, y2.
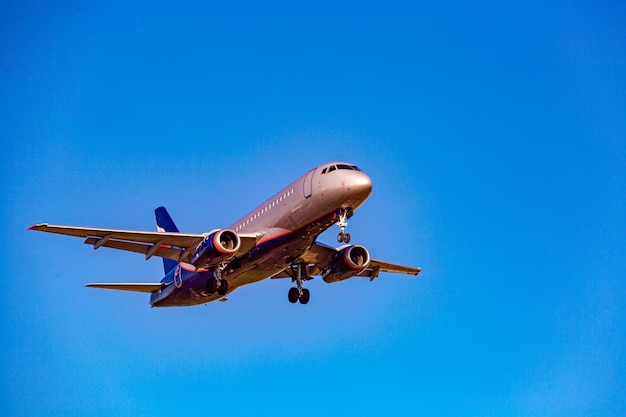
(155, 206, 180, 274)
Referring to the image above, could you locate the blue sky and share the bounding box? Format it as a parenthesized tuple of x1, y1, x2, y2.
(1, 1, 625, 416)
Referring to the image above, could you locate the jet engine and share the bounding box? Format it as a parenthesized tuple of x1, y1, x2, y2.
(322, 245, 371, 283)
(191, 229, 240, 268)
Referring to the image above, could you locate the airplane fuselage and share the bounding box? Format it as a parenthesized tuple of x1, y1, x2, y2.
(150, 163, 373, 307)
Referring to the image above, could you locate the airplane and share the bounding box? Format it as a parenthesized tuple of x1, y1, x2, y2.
(29, 162, 421, 307)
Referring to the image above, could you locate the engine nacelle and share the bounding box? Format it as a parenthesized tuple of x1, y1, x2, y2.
(191, 229, 240, 268)
(322, 245, 371, 283)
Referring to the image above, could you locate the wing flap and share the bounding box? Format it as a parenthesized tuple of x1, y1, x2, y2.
(85, 283, 166, 293)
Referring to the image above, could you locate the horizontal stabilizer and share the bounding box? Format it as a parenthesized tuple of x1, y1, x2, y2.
(85, 283, 166, 293)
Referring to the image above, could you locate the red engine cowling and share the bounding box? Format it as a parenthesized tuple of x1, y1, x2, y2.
(191, 229, 240, 267)
(322, 245, 371, 283)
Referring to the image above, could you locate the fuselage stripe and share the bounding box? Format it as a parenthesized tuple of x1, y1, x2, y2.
(256, 231, 293, 246)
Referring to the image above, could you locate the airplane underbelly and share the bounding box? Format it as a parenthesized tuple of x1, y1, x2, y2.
(154, 210, 340, 307)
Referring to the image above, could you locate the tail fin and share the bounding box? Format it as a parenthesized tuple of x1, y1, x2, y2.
(155, 206, 180, 274)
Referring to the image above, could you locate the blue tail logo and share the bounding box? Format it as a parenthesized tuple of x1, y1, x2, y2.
(155, 206, 180, 274)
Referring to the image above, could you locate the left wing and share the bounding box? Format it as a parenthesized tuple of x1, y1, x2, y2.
(29, 223, 258, 263)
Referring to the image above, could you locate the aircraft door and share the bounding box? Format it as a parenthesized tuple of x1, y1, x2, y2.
(303, 168, 315, 198)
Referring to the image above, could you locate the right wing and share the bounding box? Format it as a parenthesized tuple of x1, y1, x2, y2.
(367, 259, 422, 277)
(29, 223, 258, 263)
(273, 241, 421, 281)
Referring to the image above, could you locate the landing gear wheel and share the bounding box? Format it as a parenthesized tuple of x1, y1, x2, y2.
(217, 279, 229, 296)
(288, 287, 299, 303)
(299, 288, 310, 305)
(206, 277, 218, 294)
(286, 262, 311, 305)
(337, 232, 351, 243)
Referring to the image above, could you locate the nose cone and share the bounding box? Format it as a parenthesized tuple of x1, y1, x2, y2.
(348, 171, 373, 205)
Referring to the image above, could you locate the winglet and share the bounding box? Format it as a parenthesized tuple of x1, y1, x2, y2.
(28, 223, 48, 231)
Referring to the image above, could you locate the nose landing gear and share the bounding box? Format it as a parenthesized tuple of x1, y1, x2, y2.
(336, 208, 352, 243)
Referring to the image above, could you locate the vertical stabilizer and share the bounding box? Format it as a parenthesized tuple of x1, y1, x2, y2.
(155, 206, 180, 274)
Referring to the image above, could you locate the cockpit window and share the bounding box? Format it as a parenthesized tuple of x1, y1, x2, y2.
(337, 164, 360, 171)
(321, 164, 362, 174)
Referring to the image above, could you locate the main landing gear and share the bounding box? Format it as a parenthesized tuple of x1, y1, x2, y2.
(286, 263, 311, 305)
(288, 286, 310, 304)
(206, 268, 229, 296)
(206, 276, 229, 296)
(337, 208, 351, 243)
